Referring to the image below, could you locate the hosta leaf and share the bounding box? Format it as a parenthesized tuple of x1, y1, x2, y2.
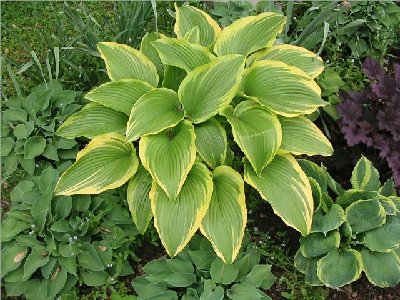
(361, 249, 400, 288)
(184, 27, 200, 44)
(194, 118, 227, 168)
(213, 12, 286, 56)
(126, 88, 184, 142)
(257, 45, 324, 78)
(351, 156, 380, 191)
(141, 32, 164, 79)
(363, 216, 400, 252)
(97, 42, 158, 85)
(300, 231, 340, 258)
(150, 162, 213, 257)
(85, 79, 152, 115)
(244, 154, 313, 236)
(345, 199, 386, 233)
(305, 258, 323, 286)
(294, 250, 310, 274)
(317, 249, 363, 288)
(242, 60, 327, 117)
(223, 101, 281, 174)
(279, 116, 333, 156)
(56, 103, 127, 139)
(311, 204, 345, 234)
(139, 121, 196, 200)
(55, 133, 138, 195)
(127, 165, 153, 234)
(153, 37, 214, 72)
(174, 3, 221, 47)
(200, 166, 246, 264)
(163, 66, 187, 92)
(178, 55, 245, 124)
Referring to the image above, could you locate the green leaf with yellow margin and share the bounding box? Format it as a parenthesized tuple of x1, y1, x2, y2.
(153, 37, 214, 72)
(184, 27, 200, 44)
(127, 165, 153, 234)
(257, 45, 324, 79)
(244, 154, 313, 236)
(126, 88, 184, 142)
(213, 12, 286, 56)
(140, 32, 164, 79)
(278, 116, 333, 156)
(139, 121, 196, 200)
(223, 101, 281, 174)
(200, 166, 246, 264)
(150, 162, 213, 257)
(242, 60, 327, 117)
(56, 103, 128, 139)
(97, 42, 158, 86)
(55, 133, 138, 195)
(351, 156, 380, 191)
(174, 3, 221, 48)
(178, 55, 245, 124)
(163, 66, 187, 92)
(85, 79, 152, 115)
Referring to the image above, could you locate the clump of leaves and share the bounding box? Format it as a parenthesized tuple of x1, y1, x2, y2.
(1, 81, 81, 178)
(296, 157, 400, 288)
(337, 57, 400, 186)
(132, 234, 276, 300)
(1, 165, 140, 300)
(210, 1, 257, 27)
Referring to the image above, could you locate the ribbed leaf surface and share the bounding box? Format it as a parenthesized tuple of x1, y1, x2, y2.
(140, 32, 164, 79)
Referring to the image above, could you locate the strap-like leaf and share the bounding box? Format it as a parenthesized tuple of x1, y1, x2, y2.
(213, 12, 286, 56)
(85, 79, 152, 115)
(140, 32, 164, 79)
(279, 116, 333, 156)
(242, 60, 327, 117)
(55, 133, 138, 195)
(200, 166, 246, 264)
(244, 154, 313, 236)
(194, 118, 227, 168)
(127, 165, 153, 234)
(179, 55, 245, 124)
(257, 45, 324, 78)
(97, 42, 158, 86)
(153, 37, 214, 72)
(223, 101, 282, 174)
(174, 3, 221, 48)
(139, 121, 196, 200)
(150, 162, 213, 257)
(56, 103, 127, 139)
(126, 88, 184, 142)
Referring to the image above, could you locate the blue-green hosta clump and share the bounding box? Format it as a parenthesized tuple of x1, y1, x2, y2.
(296, 156, 400, 288)
(1, 165, 139, 300)
(54, 3, 332, 263)
(133, 234, 276, 300)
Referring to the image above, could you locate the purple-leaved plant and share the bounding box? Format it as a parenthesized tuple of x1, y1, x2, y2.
(337, 57, 400, 186)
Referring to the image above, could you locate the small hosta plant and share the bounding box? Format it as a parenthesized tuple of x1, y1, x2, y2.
(54, 3, 332, 263)
(296, 157, 400, 288)
(132, 234, 276, 300)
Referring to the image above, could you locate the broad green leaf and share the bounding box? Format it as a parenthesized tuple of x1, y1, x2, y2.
(194, 118, 227, 168)
(244, 154, 313, 236)
(379, 178, 396, 197)
(236, 248, 260, 279)
(3, 108, 27, 123)
(242, 60, 327, 117)
(1, 243, 27, 277)
(305, 258, 323, 286)
(178, 55, 245, 124)
(56, 103, 127, 139)
(85, 79, 152, 115)
(174, 3, 221, 47)
(227, 283, 263, 300)
(55, 133, 138, 195)
(345, 199, 386, 233)
(1, 137, 15, 156)
(126, 88, 184, 142)
(317, 249, 363, 288)
(200, 166, 246, 263)
(23, 248, 50, 279)
(24, 136, 46, 159)
(210, 257, 238, 285)
(336, 189, 378, 208)
(379, 196, 397, 215)
(223, 101, 281, 174)
(351, 156, 380, 191)
(150, 162, 213, 257)
(294, 250, 309, 274)
(163, 66, 187, 92)
(363, 216, 400, 252)
(311, 204, 344, 234)
(279, 116, 333, 156)
(257, 45, 324, 78)
(97, 42, 158, 86)
(139, 121, 196, 200)
(300, 231, 340, 258)
(141, 32, 164, 79)
(78, 243, 104, 271)
(183, 27, 200, 44)
(47, 267, 68, 299)
(127, 166, 153, 234)
(138, 283, 178, 300)
(361, 249, 400, 287)
(153, 37, 214, 72)
(13, 124, 28, 139)
(164, 259, 196, 287)
(241, 265, 276, 289)
(213, 12, 286, 56)
(81, 270, 109, 287)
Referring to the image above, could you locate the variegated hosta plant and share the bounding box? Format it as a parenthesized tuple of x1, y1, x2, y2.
(54, 4, 333, 263)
